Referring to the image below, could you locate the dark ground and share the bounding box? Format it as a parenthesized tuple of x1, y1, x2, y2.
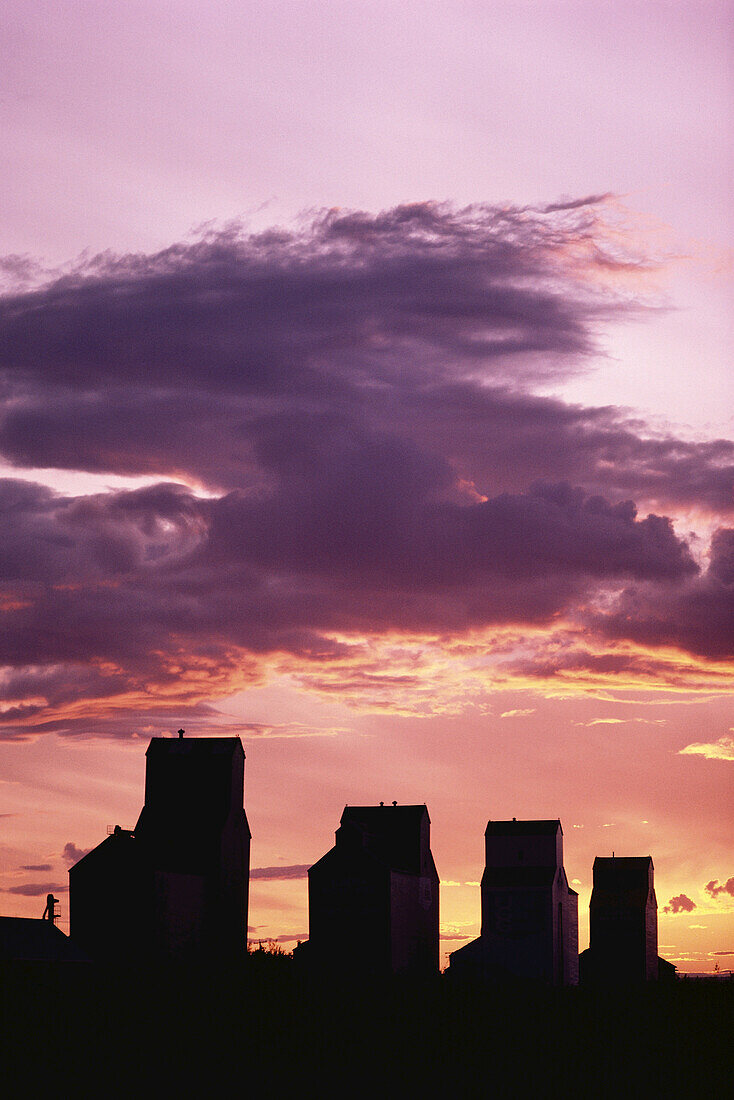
(2, 953, 732, 1097)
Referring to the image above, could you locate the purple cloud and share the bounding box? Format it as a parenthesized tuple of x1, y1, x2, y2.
(62, 843, 91, 864)
(1, 201, 727, 512)
(705, 878, 734, 899)
(4, 883, 68, 896)
(593, 529, 734, 661)
(0, 469, 703, 738)
(0, 201, 731, 736)
(250, 865, 310, 880)
(663, 894, 697, 914)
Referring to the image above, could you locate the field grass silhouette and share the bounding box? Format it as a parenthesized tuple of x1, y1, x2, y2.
(2, 951, 731, 1096)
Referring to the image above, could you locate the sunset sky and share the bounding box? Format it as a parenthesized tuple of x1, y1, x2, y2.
(1, 1, 732, 972)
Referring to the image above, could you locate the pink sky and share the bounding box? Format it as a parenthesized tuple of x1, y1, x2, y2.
(0, 1, 732, 971)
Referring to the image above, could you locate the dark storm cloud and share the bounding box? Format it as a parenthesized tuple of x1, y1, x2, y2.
(0, 466, 702, 737)
(397, 385, 734, 514)
(0, 200, 731, 735)
(3, 384, 732, 510)
(593, 528, 734, 660)
(1, 203, 729, 510)
(204, 467, 696, 591)
(0, 201, 619, 398)
(0, 479, 204, 583)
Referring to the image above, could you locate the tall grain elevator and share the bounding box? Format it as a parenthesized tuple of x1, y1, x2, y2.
(69, 733, 250, 962)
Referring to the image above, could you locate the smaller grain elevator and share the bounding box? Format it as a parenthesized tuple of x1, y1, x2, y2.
(305, 803, 439, 977)
(580, 855, 661, 983)
(449, 818, 578, 985)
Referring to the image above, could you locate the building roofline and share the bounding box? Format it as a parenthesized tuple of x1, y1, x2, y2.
(145, 735, 245, 757)
(592, 855, 653, 867)
(340, 803, 430, 823)
(485, 818, 562, 836)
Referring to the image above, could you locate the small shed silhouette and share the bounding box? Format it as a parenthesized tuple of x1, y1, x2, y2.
(69, 734, 250, 962)
(579, 855, 666, 983)
(0, 916, 89, 963)
(305, 804, 439, 977)
(449, 818, 578, 985)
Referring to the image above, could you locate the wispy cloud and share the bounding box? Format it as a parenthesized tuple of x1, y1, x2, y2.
(679, 736, 734, 762)
(3, 882, 68, 896)
(238, 722, 350, 740)
(575, 717, 667, 726)
(250, 865, 310, 881)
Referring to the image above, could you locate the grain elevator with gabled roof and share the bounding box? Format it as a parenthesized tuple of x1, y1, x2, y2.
(579, 855, 669, 983)
(303, 803, 439, 977)
(69, 732, 250, 962)
(449, 818, 578, 985)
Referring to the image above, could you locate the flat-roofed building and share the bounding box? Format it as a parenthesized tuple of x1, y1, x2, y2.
(0, 915, 89, 963)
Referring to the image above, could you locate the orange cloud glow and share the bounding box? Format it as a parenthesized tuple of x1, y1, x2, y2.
(678, 735, 734, 762)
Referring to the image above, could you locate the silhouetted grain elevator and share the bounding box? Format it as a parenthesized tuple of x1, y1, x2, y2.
(305, 803, 439, 977)
(69, 733, 250, 961)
